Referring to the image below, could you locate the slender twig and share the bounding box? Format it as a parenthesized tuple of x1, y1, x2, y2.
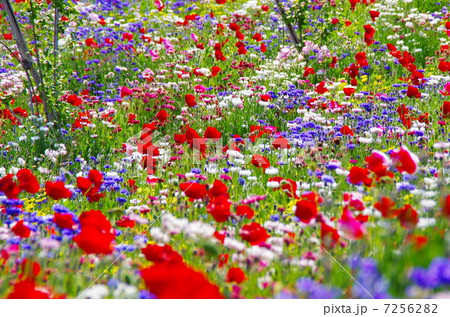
(29, 0, 58, 123)
(0, 40, 37, 115)
(1, 0, 54, 121)
(273, 0, 302, 52)
(53, 7, 59, 85)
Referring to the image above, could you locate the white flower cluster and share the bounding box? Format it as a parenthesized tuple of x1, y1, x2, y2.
(0, 69, 26, 98)
(44, 144, 67, 163)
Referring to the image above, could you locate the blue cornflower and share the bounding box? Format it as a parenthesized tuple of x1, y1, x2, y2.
(116, 197, 127, 204)
(1, 199, 24, 206)
(139, 290, 156, 299)
(270, 214, 280, 221)
(297, 277, 341, 299)
(350, 257, 391, 299)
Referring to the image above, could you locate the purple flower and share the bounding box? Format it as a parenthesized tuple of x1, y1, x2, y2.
(297, 277, 341, 299)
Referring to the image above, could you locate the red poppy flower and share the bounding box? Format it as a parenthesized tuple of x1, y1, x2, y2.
(45, 181, 72, 200)
(236, 205, 255, 219)
(302, 66, 315, 77)
(127, 179, 138, 193)
(185, 94, 197, 107)
(347, 167, 372, 186)
(6, 280, 50, 299)
(343, 87, 356, 96)
(141, 261, 224, 299)
(214, 231, 226, 244)
(13, 107, 28, 118)
(77, 170, 103, 198)
(226, 267, 246, 284)
(349, 0, 358, 10)
(116, 216, 135, 228)
(0, 174, 21, 198)
(363, 24, 375, 46)
(438, 61, 450, 72)
(86, 193, 105, 202)
(16, 169, 39, 194)
(237, 45, 247, 55)
(208, 179, 229, 198)
(73, 226, 115, 255)
(374, 197, 398, 218)
(406, 85, 421, 98)
(174, 134, 187, 144)
(229, 23, 240, 31)
(218, 253, 229, 267)
(214, 49, 226, 61)
(85, 38, 99, 48)
(342, 63, 359, 78)
(369, 10, 380, 21)
(260, 43, 267, 52)
(302, 191, 324, 204)
(155, 109, 168, 122)
(120, 86, 133, 98)
(240, 222, 270, 245)
(78, 210, 112, 233)
(366, 150, 391, 176)
(315, 81, 329, 94)
(184, 126, 201, 146)
(180, 182, 207, 200)
(295, 199, 318, 223)
(282, 178, 300, 199)
(252, 33, 262, 42)
(406, 234, 428, 250)
(390, 147, 419, 174)
(211, 66, 221, 76)
(12, 220, 31, 238)
(251, 154, 270, 169)
(355, 52, 368, 67)
(53, 213, 76, 230)
(20, 259, 41, 281)
(340, 125, 354, 136)
(320, 222, 340, 249)
(442, 101, 450, 118)
(207, 195, 232, 222)
(268, 177, 299, 199)
(66, 94, 83, 106)
(141, 244, 183, 263)
(122, 32, 133, 41)
(396, 204, 418, 230)
(441, 194, 450, 219)
(272, 136, 291, 149)
(204, 127, 222, 139)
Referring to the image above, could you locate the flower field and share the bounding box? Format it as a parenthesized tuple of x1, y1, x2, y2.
(0, 0, 449, 299)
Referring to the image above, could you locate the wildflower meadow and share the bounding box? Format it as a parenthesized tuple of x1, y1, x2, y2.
(0, 0, 449, 300)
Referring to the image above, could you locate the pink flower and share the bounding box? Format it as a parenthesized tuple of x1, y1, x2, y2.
(190, 33, 199, 42)
(120, 87, 133, 98)
(155, 0, 164, 11)
(338, 208, 366, 240)
(148, 50, 160, 61)
(439, 82, 450, 96)
(163, 39, 175, 54)
(194, 85, 206, 93)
